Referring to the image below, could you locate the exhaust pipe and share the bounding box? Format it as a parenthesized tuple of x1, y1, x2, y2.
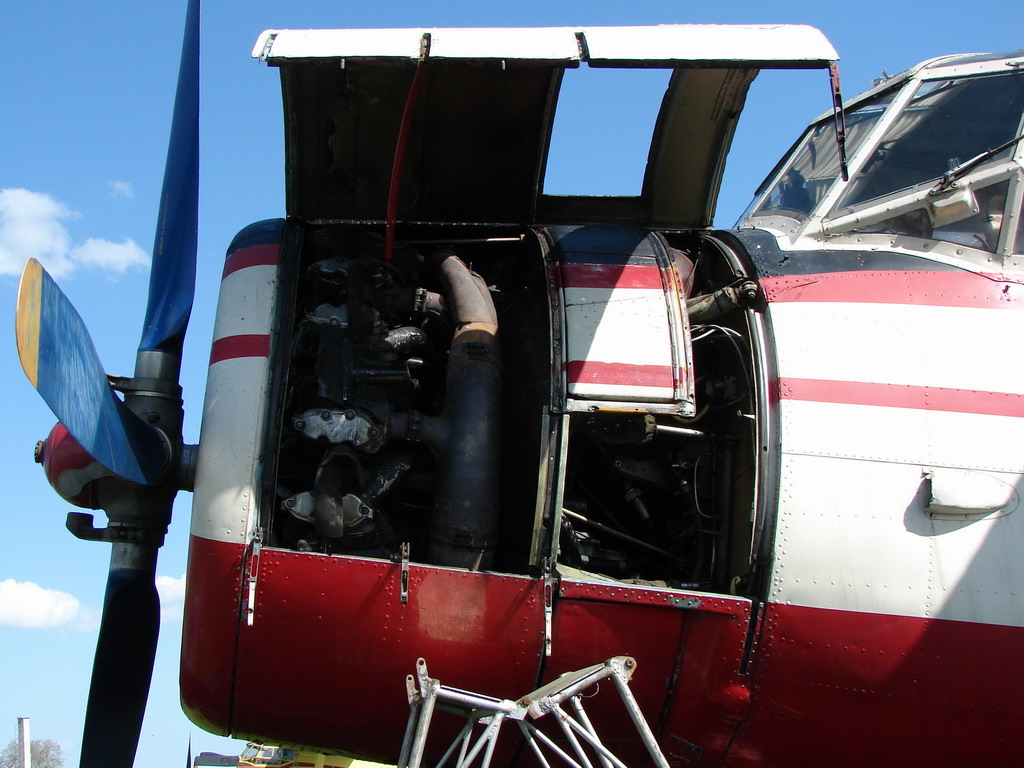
(416, 250, 502, 569)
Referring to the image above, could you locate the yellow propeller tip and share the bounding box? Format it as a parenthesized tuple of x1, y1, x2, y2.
(16, 258, 43, 388)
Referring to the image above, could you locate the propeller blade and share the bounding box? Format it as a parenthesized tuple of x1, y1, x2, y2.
(139, 0, 199, 358)
(77, 3, 200, 767)
(19, 4, 199, 768)
(80, 547, 160, 768)
(16, 259, 165, 485)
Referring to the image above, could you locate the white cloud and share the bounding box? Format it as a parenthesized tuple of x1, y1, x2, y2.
(0, 187, 150, 278)
(0, 578, 83, 629)
(156, 573, 186, 622)
(71, 236, 149, 274)
(0, 575, 181, 631)
(0, 188, 76, 277)
(108, 180, 135, 198)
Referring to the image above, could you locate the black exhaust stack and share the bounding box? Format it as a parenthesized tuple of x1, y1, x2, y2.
(417, 250, 502, 569)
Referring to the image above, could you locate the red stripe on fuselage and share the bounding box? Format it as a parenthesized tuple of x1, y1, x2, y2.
(779, 377, 1024, 418)
(567, 360, 674, 388)
(762, 270, 1024, 308)
(561, 262, 664, 290)
(223, 243, 280, 278)
(210, 334, 270, 364)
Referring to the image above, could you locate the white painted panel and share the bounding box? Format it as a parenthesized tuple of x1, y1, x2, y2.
(581, 24, 837, 65)
(770, 453, 1024, 627)
(770, 301, 1024, 394)
(191, 357, 268, 544)
(256, 25, 836, 67)
(429, 28, 581, 61)
(258, 27, 582, 62)
(780, 399, 1024, 473)
(930, 508, 1024, 624)
(771, 455, 934, 617)
(564, 287, 671, 366)
(210, 265, 278, 340)
(258, 28, 429, 60)
(191, 261, 278, 545)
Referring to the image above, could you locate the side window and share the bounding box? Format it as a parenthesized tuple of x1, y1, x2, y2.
(853, 179, 1011, 253)
(744, 90, 894, 223)
(932, 180, 1010, 252)
(1016, 190, 1024, 255)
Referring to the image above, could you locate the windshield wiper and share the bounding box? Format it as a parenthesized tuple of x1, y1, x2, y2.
(930, 132, 1024, 195)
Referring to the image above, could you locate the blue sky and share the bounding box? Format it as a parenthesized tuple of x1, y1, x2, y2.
(1, 2, 1020, 767)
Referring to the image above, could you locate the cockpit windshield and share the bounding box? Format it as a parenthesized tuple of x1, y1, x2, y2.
(824, 70, 1024, 252)
(835, 71, 1024, 211)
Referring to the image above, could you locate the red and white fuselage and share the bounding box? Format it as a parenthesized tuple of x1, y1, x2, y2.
(181, 33, 1024, 767)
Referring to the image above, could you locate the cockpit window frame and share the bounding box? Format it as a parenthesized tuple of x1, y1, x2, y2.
(738, 84, 902, 230)
(819, 69, 1024, 260)
(739, 62, 1024, 267)
(831, 70, 1024, 215)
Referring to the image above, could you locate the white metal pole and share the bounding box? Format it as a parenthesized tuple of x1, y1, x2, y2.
(17, 717, 31, 768)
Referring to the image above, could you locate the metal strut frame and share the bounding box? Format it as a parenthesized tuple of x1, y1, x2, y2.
(398, 657, 670, 768)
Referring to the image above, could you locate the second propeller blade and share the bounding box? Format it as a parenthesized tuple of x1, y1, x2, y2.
(16, 258, 167, 486)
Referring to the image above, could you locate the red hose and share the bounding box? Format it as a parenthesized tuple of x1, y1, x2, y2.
(384, 59, 428, 261)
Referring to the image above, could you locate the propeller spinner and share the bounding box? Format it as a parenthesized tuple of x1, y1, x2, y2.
(14, 2, 200, 767)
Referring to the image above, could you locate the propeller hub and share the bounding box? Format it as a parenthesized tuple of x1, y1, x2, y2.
(36, 423, 108, 509)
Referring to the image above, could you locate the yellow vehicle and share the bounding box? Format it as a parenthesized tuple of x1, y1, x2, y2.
(238, 743, 392, 768)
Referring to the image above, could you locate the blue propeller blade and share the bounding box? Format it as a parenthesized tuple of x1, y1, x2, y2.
(16, 259, 166, 485)
(18, 4, 199, 768)
(79, 2, 200, 768)
(139, 0, 199, 357)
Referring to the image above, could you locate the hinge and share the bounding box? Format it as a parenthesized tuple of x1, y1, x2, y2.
(668, 596, 703, 610)
(256, 31, 277, 62)
(739, 600, 764, 676)
(400, 541, 411, 605)
(542, 557, 555, 657)
(242, 529, 263, 626)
